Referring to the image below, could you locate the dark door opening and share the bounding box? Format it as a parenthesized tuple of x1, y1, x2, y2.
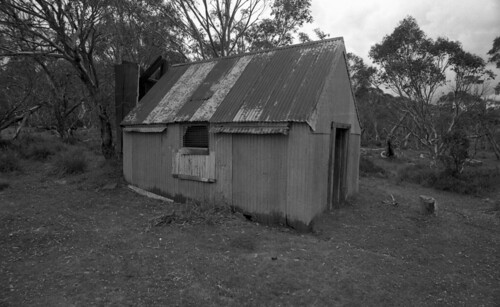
(328, 123, 350, 209)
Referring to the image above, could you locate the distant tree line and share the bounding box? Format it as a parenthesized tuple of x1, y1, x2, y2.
(1, 3, 498, 167)
(347, 16, 500, 168)
(0, 0, 322, 159)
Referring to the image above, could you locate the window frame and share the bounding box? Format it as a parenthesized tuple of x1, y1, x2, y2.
(181, 124, 210, 155)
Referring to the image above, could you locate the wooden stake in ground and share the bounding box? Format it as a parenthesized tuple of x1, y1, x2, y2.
(419, 195, 437, 215)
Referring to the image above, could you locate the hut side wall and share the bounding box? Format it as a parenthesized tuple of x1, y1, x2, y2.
(123, 124, 220, 203)
(286, 124, 330, 227)
(231, 133, 288, 223)
(213, 134, 233, 205)
(123, 129, 170, 194)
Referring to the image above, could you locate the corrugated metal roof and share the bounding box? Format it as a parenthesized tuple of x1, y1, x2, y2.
(122, 38, 345, 128)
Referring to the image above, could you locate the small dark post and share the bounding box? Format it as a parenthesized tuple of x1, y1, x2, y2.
(419, 195, 438, 215)
(114, 62, 139, 155)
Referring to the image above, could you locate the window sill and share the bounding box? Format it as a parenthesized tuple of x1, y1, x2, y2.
(173, 174, 216, 183)
(178, 147, 209, 155)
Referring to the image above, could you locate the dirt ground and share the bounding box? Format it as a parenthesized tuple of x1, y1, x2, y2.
(1, 147, 499, 306)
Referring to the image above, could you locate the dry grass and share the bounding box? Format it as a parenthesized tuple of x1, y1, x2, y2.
(1, 142, 499, 306)
(52, 149, 87, 174)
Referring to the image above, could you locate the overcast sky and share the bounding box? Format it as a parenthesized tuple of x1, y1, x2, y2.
(304, 0, 500, 77)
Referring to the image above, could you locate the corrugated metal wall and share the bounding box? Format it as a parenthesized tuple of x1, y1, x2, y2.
(123, 122, 358, 227)
(231, 133, 288, 219)
(286, 124, 330, 225)
(314, 48, 361, 135)
(346, 134, 360, 195)
(214, 134, 233, 204)
(123, 125, 217, 202)
(123, 129, 170, 195)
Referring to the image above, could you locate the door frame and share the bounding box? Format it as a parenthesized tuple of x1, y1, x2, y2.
(327, 122, 350, 210)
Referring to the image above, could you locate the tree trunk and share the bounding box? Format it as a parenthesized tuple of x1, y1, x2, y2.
(373, 122, 380, 142)
(485, 131, 500, 160)
(98, 106, 115, 159)
(85, 84, 115, 160)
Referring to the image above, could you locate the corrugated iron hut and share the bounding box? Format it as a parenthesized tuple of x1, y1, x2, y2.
(121, 38, 360, 230)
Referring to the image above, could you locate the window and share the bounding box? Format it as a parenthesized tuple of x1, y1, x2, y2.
(183, 125, 208, 148)
(174, 124, 214, 182)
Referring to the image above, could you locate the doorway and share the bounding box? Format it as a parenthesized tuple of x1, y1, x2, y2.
(328, 123, 350, 209)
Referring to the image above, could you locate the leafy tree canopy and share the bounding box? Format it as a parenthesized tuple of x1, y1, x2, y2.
(487, 36, 500, 68)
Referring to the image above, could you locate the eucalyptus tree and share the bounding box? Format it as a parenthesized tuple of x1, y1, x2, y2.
(170, 0, 315, 59)
(0, 0, 117, 157)
(368, 16, 493, 160)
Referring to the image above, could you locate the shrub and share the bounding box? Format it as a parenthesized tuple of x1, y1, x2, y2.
(53, 150, 87, 174)
(63, 136, 79, 145)
(0, 138, 13, 150)
(440, 129, 469, 175)
(15, 135, 67, 161)
(397, 163, 500, 196)
(359, 156, 386, 177)
(0, 150, 21, 173)
(22, 143, 55, 161)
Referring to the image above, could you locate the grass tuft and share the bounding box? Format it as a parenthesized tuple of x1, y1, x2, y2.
(396, 163, 435, 185)
(0, 138, 13, 150)
(359, 156, 387, 177)
(53, 149, 87, 174)
(0, 179, 10, 191)
(15, 135, 67, 161)
(229, 234, 257, 251)
(0, 150, 21, 173)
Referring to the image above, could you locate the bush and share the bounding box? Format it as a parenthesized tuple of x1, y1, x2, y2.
(359, 156, 386, 177)
(22, 143, 56, 161)
(440, 129, 469, 175)
(15, 135, 67, 161)
(431, 168, 500, 196)
(0, 138, 13, 150)
(0, 150, 21, 173)
(396, 163, 436, 185)
(53, 150, 87, 174)
(63, 136, 79, 145)
(397, 163, 500, 196)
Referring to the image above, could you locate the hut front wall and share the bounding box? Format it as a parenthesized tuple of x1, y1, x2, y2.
(312, 50, 360, 197)
(314, 51, 361, 135)
(346, 133, 360, 195)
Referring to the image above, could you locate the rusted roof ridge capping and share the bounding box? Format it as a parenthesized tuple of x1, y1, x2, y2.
(121, 37, 345, 127)
(170, 36, 345, 67)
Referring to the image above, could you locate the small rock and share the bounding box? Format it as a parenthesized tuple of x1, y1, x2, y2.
(271, 256, 277, 261)
(55, 179, 67, 185)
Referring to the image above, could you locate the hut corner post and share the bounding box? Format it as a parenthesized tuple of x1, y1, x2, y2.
(114, 62, 139, 155)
